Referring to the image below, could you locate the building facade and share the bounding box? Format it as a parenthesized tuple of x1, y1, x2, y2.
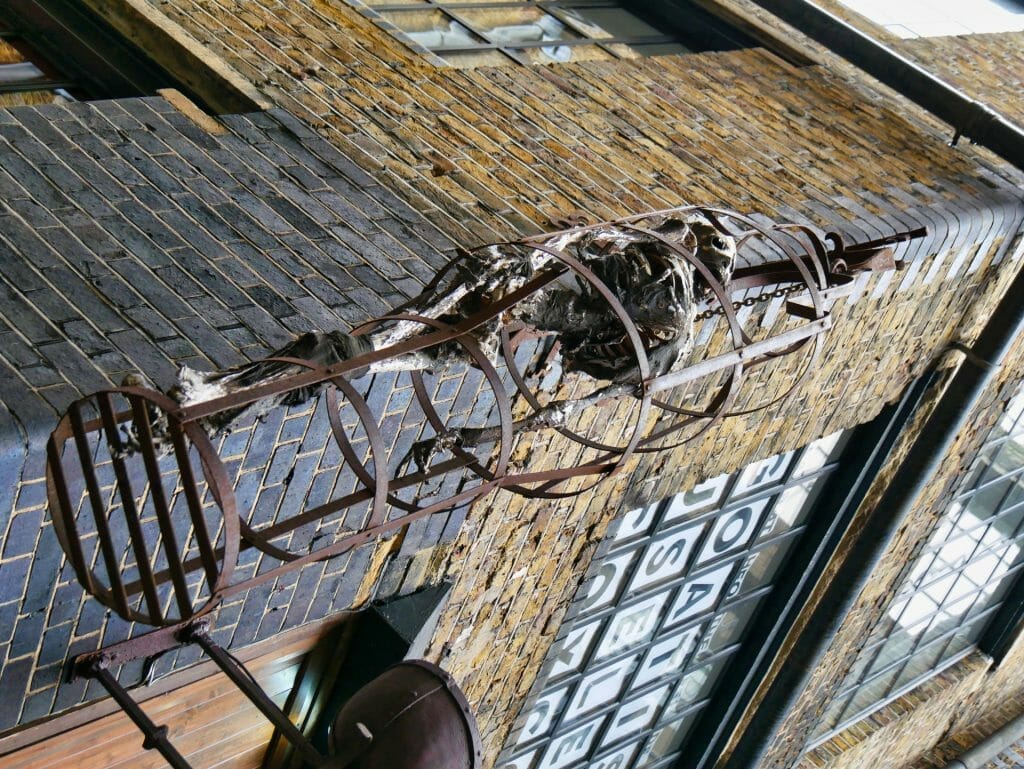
(1, 0, 1024, 768)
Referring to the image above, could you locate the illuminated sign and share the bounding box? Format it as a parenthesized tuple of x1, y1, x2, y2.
(498, 433, 847, 769)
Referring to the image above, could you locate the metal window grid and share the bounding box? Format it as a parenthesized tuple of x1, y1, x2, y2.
(810, 386, 1024, 744)
(362, 0, 743, 66)
(0, 32, 76, 95)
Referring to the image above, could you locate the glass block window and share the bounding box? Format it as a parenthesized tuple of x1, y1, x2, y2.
(811, 385, 1024, 742)
(497, 432, 849, 769)
(360, 1, 756, 67)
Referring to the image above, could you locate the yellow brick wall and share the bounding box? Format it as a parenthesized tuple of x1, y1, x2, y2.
(784, 0, 1024, 127)
(82, 1, 1024, 764)
(800, 653, 992, 769)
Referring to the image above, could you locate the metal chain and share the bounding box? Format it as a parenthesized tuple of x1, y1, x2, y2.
(696, 284, 806, 321)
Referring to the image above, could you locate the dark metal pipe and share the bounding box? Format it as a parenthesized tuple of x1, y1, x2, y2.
(188, 629, 327, 769)
(747, 0, 1024, 170)
(723, 235, 1024, 767)
(88, 665, 193, 769)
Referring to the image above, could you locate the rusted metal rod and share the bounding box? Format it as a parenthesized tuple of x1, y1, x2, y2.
(186, 627, 326, 768)
(86, 662, 194, 769)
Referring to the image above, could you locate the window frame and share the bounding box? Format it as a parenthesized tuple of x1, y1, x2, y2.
(808, 384, 1024, 745)
(1, 0, 196, 104)
(359, 0, 762, 67)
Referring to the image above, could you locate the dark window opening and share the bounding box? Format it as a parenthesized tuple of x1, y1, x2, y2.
(1, 0, 198, 107)
(361, 0, 759, 67)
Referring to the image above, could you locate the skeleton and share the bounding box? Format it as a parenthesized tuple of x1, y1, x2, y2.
(132, 213, 736, 468)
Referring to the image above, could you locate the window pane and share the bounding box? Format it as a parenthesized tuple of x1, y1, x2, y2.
(614, 503, 660, 544)
(844, 667, 900, 718)
(456, 8, 581, 43)
(595, 592, 670, 660)
(558, 7, 664, 38)
(0, 61, 47, 85)
(757, 478, 823, 542)
(698, 595, 764, 656)
(637, 712, 699, 767)
(793, 431, 848, 477)
(629, 524, 702, 593)
(384, 11, 485, 48)
(892, 642, 947, 691)
(978, 483, 1017, 523)
(632, 625, 704, 689)
(516, 686, 571, 745)
(564, 653, 640, 720)
(582, 548, 641, 613)
(593, 743, 641, 769)
(664, 473, 729, 522)
(601, 685, 672, 748)
(734, 451, 794, 493)
(663, 660, 725, 715)
(696, 500, 767, 565)
(548, 621, 601, 678)
(815, 383, 1024, 741)
(538, 717, 605, 769)
(664, 563, 733, 628)
(865, 633, 914, 677)
(727, 535, 798, 598)
(498, 751, 536, 769)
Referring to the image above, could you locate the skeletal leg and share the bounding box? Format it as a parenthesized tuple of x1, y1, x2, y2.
(403, 382, 637, 473)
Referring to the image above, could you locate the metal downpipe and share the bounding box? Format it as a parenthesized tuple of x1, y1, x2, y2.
(746, 0, 1024, 170)
(722, 246, 1024, 767)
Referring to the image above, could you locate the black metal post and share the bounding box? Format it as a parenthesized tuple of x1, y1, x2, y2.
(186, 628, 326, 768)
(87, 662, 194, 769)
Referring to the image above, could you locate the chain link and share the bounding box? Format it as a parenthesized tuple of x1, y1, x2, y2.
(696, 284, 806, 321)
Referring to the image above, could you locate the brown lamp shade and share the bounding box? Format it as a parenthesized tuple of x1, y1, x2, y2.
(329, 660, 482, 769)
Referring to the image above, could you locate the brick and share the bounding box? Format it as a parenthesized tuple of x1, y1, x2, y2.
(9, 610, 45, 659)
(0, 657, 33, 730)
(0, 556, 31, 604)
(244, 285, 297, 319)
(2, 509, 44, 560)
(37, 622, 74, 667)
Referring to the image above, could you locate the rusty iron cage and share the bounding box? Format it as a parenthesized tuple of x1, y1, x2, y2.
(45, 206, 918, 634)
(39, 205, 922, 769)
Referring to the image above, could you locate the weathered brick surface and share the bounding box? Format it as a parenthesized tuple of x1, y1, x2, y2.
(798, 654, 993, 769)
(99, 1, 1024, 762)
(775, 0, 1024, 135)
(137, 0, 1023, 242)
(0, 94, 458, 729)
(1, 1, 1023, 765)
